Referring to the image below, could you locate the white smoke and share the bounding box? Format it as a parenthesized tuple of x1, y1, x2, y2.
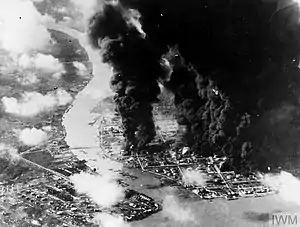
(70, 172, 125, 207)
(42, 126, 52, 131)
(55, 89, 73, 105)
(40, 14, 56, 25)
(16, 71, 39, 85)
(18, 53, 66, 77)
(0, 0, 52, 54)
(70, 0, 98, 17)
(281, 0, 300, 9)
(261, 171, 300, 205)
(92, 213, 130, 227)
(162, 194, 197, 224)
(57, 7, 69, 14)
(110, 142, 123, 155)
(70, 0, 145, 37)
(92, 158, 123, 178)
(0, 143, 19, 158)
(69, 0, 104, 31)
(182, 168, 208, 187)
(1, 89, 72, 117)
(18, 127, 48, 146)
(0, 144, 21, 165)
(0, 0, 68, 87)
(73, 61, 88, 76)
(124, 9, 146, 38)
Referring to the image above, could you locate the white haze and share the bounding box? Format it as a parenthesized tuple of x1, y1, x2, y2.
(0, 143, 21, 167)
(92, 213, 130, 227)
(42, 125, 52, 131)
(18, 53, 66, 77)
(162, 194, 197, 224)
(70, 172, 125, 207)
(16, 71, 39, 85)
(2, 89, 72, 117)
(261, 171, 300, 205)
(124, 8, 146, 38)
(291, 0, 300, 8)
(69, 0, 104, 31)
(0, 143, 19, 158)
(0, 0, 52, 54)
(73, 61, 88, 76)
(70, 0, 145, 36)
(182, 168, 208, 186)
(17, 127, 48, 146)
(0, 0, 67, 87)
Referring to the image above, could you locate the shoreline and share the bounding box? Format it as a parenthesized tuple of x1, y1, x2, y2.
(47, 23, 116, 171)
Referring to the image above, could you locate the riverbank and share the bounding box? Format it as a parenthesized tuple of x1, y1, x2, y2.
(50, 22, 300, 227)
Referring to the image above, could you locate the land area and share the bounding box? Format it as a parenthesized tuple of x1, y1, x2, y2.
(94, 96, 300, 227)
(0, 28, 92, 153)
(0, 1, 300, 227)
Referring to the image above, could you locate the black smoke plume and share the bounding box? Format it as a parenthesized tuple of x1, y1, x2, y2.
(89, 3, 166, 151)
(89, 0, 300, 172)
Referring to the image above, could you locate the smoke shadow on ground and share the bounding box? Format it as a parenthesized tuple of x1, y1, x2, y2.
(175, 188, 202, 201)
(242, 209, 282, 223)
(143, 184, 165, 190)
(140, 143, 171, 155)
(143, 179, 179, 190)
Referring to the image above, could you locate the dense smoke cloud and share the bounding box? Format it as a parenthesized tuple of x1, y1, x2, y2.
(70, 0, 100, 20)
(18, 127, 48, 146)
(16, 71, 39, 85)
(0, 0, 52, 54)
(2, 90, 72, 117)
(89, 0, 300, 171)
(18, 53, 66, 77)
(261, 171, 300, 205)
(70, 172, 125, 207)
(92, 213, 130, 227)
(73, 61, 88, 77)
(0, 143, 19, 158)
(69, 0, 109, 32)
(181, 168, 208, 187)
(42, 125, 52, 131)
(89, 2, 165, 151)
(162, 194, 198, 225)
(0, 0, 68, 91)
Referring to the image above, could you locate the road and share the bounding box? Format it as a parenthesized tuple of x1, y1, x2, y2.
(46, 22, 300, 227)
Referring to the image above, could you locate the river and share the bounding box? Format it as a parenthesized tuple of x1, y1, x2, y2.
(46, 23, 122, 173)
(46, 23, 300, 227)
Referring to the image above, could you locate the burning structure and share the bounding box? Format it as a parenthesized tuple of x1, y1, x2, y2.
(88, 0, 300, 173)
(99, 115, 276, 202)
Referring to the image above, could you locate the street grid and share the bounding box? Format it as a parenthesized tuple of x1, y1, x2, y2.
(0, 147, 162, 226)
(99, 114, 276, 201)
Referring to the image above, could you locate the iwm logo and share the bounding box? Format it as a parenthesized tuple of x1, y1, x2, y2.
(269, 213, 300, 226)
